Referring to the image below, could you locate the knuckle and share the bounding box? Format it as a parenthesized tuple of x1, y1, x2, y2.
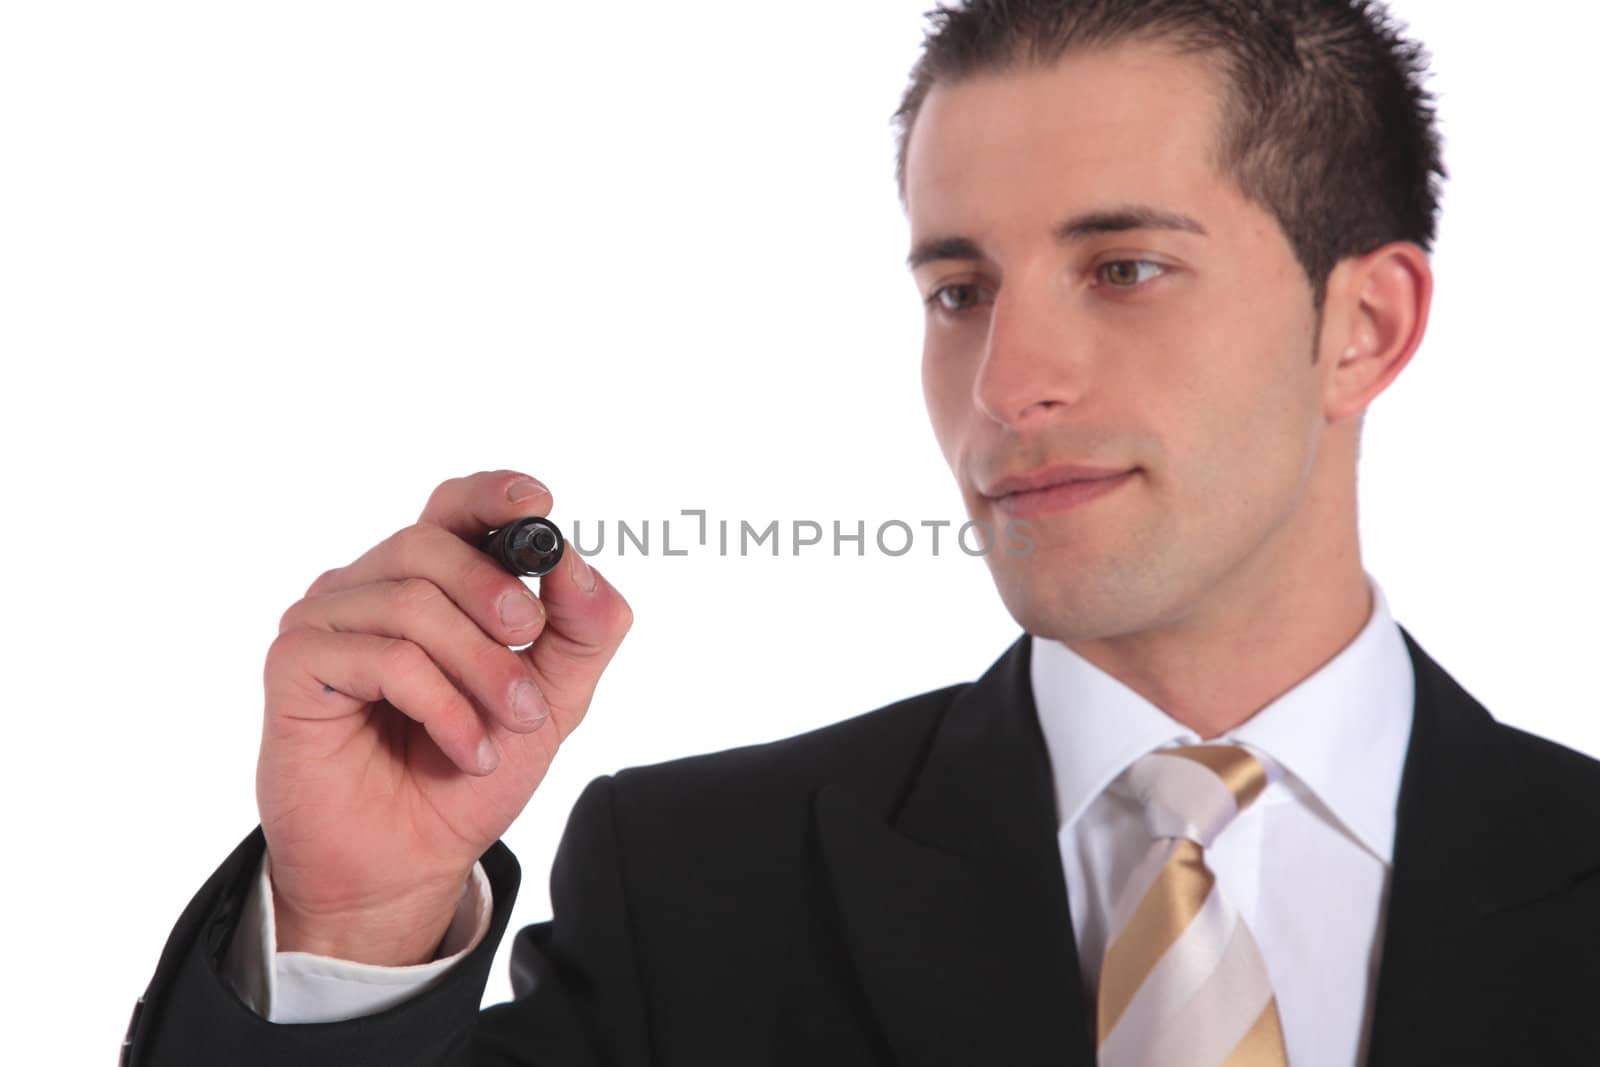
(425, 476, 462, 511)
(473, 641, 522, 690)
(304, 567, 342, 598)
(392, 576, 445, 611)
(469, 551, 515, 594)
(434, 686, 481, 746)
(610, 593, 636, 633)
(264, 629, 308, 675)
(446, 685, 480, 725)
(276, 598, 308, 635)
(390, 522, 449, 571)
(379, 637, 429, 679)
(388, 522, 425, 558)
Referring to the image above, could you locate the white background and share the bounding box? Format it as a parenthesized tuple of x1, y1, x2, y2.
(1, 1, 1596, 1061)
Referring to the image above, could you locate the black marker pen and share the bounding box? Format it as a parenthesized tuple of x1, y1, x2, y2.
(479, 516, 565, 577)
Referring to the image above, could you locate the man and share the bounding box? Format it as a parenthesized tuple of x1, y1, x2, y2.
(124, 1, 1600, 1064)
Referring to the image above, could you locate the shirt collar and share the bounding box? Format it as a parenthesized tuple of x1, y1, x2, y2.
(1030, 571, 1415, 864)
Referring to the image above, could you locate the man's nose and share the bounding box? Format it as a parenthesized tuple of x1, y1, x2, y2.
(971, 281, 1091, 428)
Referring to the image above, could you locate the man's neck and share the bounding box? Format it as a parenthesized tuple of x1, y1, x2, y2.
(1060, 567, 1375, 740)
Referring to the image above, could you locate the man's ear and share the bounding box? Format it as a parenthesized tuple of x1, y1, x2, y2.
(1318, 241, 1433, 421)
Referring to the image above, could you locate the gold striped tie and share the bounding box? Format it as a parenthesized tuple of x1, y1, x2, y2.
(1095, 743, 1289, 1067)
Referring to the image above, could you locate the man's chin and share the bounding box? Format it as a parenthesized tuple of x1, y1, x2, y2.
(987, 563, 1145, 643)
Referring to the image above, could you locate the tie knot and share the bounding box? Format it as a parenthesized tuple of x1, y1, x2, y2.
(1123, 742, 1276, 849)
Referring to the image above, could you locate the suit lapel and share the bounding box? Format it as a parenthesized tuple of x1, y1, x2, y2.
(814, 623, 1600, 1066)
(1365, 625, 1600, 1064)
(813, 634, 1096, 1066)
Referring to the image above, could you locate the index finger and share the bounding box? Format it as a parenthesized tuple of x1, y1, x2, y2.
(419, 469, 554, 540)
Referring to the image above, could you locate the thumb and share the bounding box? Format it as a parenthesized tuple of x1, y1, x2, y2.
(516, 545, 631, 741)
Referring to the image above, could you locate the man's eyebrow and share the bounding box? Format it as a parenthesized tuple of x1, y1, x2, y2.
(904, 205, 1210, 272)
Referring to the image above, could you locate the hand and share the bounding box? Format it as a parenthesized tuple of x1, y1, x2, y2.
(256, 470, 632, 964)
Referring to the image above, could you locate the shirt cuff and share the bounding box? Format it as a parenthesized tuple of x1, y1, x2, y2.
(220, 846, 494, 1024)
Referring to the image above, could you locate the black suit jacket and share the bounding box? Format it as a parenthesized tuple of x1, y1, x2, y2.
(124, 625, 1600, 1065)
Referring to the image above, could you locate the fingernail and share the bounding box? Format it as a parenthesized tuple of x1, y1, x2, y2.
(507, 478, 549, 503)
(572, 551, 597, 593)
(499, 589, 543, 631)
(477, 735, 500, 774)
(512, 680, 550, 726)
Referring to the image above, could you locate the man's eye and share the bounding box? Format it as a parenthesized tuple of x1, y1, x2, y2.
(925, 261, 1168, 316)
(1096, 260, 1167, 288)
(924, 283, 988, 315)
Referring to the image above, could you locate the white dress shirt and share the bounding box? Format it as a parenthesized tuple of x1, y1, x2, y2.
(1036, 571, 1413, 1067)
(225, 570, 1413, 1059)
(221, 848, 493, 1022)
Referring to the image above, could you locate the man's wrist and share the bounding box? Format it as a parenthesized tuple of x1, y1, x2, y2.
(272, 881, 471, 967)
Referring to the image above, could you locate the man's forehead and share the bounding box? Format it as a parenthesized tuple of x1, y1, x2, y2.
(911, 40, 1222, 139)
(903, 48, 1236, 263)
(905, 48, 1226, 211)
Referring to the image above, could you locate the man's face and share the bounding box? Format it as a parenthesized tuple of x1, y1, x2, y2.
(906, 41, 1339, 644)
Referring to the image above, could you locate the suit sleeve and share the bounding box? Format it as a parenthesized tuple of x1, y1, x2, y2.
(216, 849, 495, 1023)
(122, 774, 654, 1067)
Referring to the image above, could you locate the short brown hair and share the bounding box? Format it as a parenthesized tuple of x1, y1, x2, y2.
(890, 0, 1448, 314)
